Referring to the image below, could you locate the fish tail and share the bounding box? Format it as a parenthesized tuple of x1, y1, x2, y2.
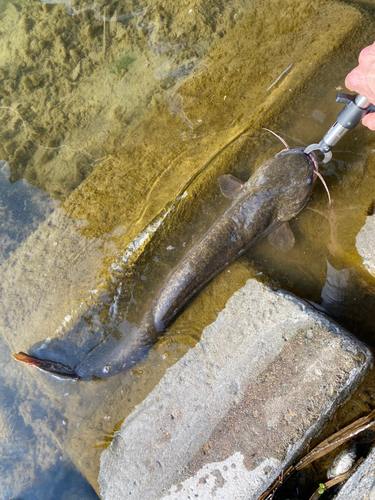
(12, 352, 81, 381)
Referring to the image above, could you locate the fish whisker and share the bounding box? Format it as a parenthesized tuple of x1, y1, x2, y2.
(262, 128, 290, 150)
(315, 170, 332, 207)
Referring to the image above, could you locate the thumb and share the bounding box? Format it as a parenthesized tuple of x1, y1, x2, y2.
(362, 112, 375, 130)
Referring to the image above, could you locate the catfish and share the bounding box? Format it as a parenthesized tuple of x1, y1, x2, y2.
(13, 138, 319, 381)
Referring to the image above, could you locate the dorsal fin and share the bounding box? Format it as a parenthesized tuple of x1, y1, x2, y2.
(218, 174, 244, 199)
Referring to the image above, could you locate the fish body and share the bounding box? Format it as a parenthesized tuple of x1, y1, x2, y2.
(138, 147, 317, 338)
(13, 147, 317, 380)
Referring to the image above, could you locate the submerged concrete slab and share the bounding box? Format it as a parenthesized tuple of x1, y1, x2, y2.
(99, 280, 373, 500)
(334, 445, 375, 500)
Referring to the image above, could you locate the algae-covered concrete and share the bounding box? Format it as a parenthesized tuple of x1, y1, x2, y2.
(1, 0, 375, 497)
(99, 280, 373, 499)
(1, 0, 243, 198)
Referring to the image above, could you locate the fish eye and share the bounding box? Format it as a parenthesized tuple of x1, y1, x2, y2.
(103, 365, 110, 374)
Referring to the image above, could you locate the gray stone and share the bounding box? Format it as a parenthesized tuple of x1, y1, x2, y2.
(99, 280, 373, 500)
(334, 445, 375, 500)
(356, 215, 375, 277)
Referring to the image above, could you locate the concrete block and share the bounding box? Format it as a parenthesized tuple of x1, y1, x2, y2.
(334, 445, 375, 500)
(99, 280, 373, 500)
(356, 216, 375, 277)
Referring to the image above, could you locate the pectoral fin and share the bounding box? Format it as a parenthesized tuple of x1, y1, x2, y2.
(268, 222, 295, 252)
(218, 174, 244, 199)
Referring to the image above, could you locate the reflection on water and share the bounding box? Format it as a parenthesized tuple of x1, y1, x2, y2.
(320, 260, 352, 318)
(14, 461, 98, 500)
(0, 160, 57, 265)
(1, 0, 375, 497)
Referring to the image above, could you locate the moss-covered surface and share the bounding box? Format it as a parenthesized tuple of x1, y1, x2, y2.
(0, 0, 254, 198)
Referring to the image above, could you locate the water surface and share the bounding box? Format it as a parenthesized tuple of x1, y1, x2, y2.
(1, 0, 375, 498)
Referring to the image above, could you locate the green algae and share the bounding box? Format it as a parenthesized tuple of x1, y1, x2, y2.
(111, 54, 135, 74)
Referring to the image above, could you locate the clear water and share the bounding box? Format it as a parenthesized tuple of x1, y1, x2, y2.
(2, 0, 375, 498)
(0, 0, 255, 495)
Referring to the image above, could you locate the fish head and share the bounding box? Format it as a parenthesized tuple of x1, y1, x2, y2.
(273, 146, 318, 221)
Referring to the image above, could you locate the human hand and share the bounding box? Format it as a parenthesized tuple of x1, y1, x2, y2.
(345, 41, 375, 130)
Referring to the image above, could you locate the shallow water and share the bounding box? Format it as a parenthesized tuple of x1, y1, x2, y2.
(0, 0, 258, 496)
(1, 0, 375, 497)
(247, 56, 375, 349)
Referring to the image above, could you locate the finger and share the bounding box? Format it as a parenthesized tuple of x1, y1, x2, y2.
(358, 42, 375, 65)
(345, 68, 364, 92)
(362, 112, 375, 130)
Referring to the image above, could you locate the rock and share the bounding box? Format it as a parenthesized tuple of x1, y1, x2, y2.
(334, 445, 375, 500)
(356, 216, 375, 277)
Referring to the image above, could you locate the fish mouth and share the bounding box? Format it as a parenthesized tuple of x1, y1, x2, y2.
(304, 149, 332, 205)
(306, 151, 319, 173)
(289, 146, 319, 171)
(306, 151, 319, 185)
